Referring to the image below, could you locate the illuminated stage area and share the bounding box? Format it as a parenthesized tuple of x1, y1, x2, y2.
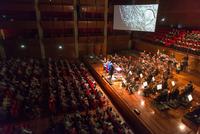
(84, 53, 200, 134)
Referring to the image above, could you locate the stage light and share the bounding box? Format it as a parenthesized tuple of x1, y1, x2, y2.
(152, 77, 155, 82)
(141, 100, 145, 106)
(171, 81, 176, 87)
(140, 73, 143, 78)
(178, 123, 186, 131)
(20, 44, 25, 49)
(157, 84, 162, 90)
(58, 45, 63, 50)
(161, 17, 166, 22)
(187, 94, 193, 102)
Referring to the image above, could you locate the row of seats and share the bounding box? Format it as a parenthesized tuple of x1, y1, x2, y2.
(142, 28, 200, 55)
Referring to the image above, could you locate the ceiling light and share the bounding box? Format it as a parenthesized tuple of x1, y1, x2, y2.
(20, 44, 25, 49)
(58, 45, 63, 50)
(161, 17, 166, 22)
(2, 15, 6, 18)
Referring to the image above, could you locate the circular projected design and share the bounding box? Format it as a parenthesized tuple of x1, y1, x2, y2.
(119, 5, 158, 31)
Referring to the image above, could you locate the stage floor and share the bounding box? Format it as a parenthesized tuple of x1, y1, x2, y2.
(85, 58, 200, 134)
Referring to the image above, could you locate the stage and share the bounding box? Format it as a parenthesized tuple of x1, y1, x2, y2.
(84, 57, 200, 134)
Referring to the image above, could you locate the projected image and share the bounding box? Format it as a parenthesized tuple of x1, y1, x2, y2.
(114, 4, 159, 32)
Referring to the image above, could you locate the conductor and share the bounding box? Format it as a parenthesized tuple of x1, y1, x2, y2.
(109, 63, 114, 80)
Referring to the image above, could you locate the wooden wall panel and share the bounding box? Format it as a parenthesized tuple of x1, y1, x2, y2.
(158, 0, 200, 26)
(3, 37, 76, 58)
(4, 39, 41, 58)
(107, 35, 130, 53)
(78, 21, 104, 28)
(43, 37, 75, 58)
(39, 5, 73, 12)
(0, 4, 34, 12)
(41, 21, 74, 29)
(80, 0, 105, 6)
(78, 36, 103, 56)
(0, 21, 37, 29)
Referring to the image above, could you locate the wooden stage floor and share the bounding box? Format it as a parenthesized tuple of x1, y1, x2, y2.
(84, 58, 200, 134)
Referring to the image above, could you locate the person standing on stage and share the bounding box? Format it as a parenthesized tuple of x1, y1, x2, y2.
(109, 63, 114, 80)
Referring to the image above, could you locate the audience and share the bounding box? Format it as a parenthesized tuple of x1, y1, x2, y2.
(0, 58, 43, 122)
(142, 28, 200, 55)
(0, 58, 133, 133)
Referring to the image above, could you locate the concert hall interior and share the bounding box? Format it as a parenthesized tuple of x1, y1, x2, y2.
(0, 0, 200, 134)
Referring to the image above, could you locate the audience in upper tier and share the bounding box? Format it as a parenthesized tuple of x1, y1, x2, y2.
(142, 28, 200, 55)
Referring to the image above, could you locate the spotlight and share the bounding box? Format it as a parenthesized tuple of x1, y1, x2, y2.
(20, 44, 25, 49)
(178, 123, 186, 131)
(171, 81, 175, 87)
(58, 45, 63, 50)
(161, 17, 166, 22)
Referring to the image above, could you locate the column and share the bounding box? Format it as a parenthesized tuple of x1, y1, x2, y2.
(73, 0, 79, 58)
(0, 29, 6, 58)
(103, 0, 108, 56)
(34, 0, 46, 59)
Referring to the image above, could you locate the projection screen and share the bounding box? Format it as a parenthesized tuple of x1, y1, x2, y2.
(113, 4, 159, 32)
